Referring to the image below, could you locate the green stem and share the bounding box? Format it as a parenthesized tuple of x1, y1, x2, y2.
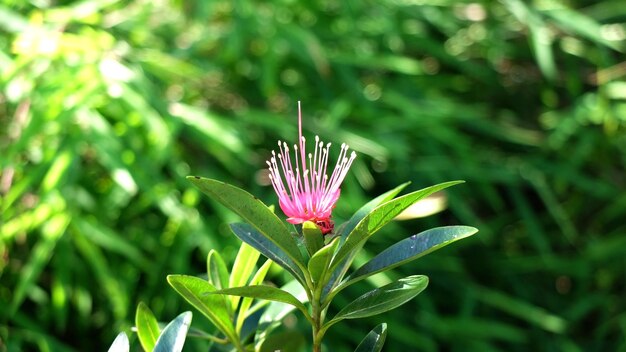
(311, 279, 330, 352)
(312, 297, 323, 352)
(233, 336, 246, 352)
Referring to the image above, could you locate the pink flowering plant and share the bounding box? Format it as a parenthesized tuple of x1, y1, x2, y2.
(113, 103, 477, 352)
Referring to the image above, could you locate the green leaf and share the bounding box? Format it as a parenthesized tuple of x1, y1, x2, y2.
(354, 323, 388, 352)
(188, 177, 304, 270)
(229, 242, 261, 310)
(207, 249, 229, 290)
(135, 302, 160, 352)
(543, 7, 624, 52)
(323, 275, 428, 331)
(210, 285, 311, 323)
(323, 182, 410, 298)
(11, 212, 70, 315)
(260, 331, 306, 352)
(153, 311, 192, 352)
(255, 281, 308, 350)
(336, 182, 410, 239)
(308, 237, 340, 286)
(230, 223, 305, 284)
(330, 181, 464, 272)
(236, 259, 273, 334)
(107, 332, 129, 352)
(167, 275, 237, 343)
(302, 221, 324, 256)
(339, 226, 478, 290)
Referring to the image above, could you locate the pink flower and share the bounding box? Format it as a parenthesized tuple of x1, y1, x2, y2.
(267, 102, 356, 234)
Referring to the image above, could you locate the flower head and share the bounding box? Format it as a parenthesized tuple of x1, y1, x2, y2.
(267, 102, 356, 234)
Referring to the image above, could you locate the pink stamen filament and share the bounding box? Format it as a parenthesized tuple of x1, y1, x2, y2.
(267, 102, 356, 225)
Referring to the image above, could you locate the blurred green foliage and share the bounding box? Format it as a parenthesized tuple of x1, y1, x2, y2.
(1, 0, 625, 351)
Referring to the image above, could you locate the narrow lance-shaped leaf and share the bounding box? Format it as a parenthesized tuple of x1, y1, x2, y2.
(153, 311, 192, 352)
(323, 182, 410, 298)
(354, 323, 388, 352)
(207, 249, 229, 290)
(107, 332, 129, 352)
(209, 285, 311, 323)
(135, 302, 160, 352)
(166, 275, 237, 343)
(302, 221, 324, 256)
(323, 275, 428, 332)
(188, 177, 304, 270)
(339, 226, 478, 291)
(236, 259, 273, 334)
(335, 182, 411, 239)
(254, 280, 308, 350)
(230, 223, 306, 284)
(308, 237, 340, 286)
(229, 242, 261, 310)
(330, 181, 464, 272)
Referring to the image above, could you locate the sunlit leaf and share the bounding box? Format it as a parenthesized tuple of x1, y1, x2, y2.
(354, 323, 387, 352)
(10, 212, 70, 315)
(228, 242, 261, 310)
(323, 182, 411, 298)
(166, 275, 237, 343)
(339, 226, 478, 290)
(330, 181, 464, 273)
(188, 177, 304, 270)
(308, 237, 340, 286)
(207, 249, 229, 290)
(323, 275, 428, 330)
(336, 182, 411, 239)
(230, 223, 305, 284)
(210, 285, 311, 322)
(135, 302, 160, 352)
(302, 221, 324, 256)
(254, 281, 308, 350)
(236, 259, 273, 334)
(107, 332, 129, 352)
(153, 311, 192, 352)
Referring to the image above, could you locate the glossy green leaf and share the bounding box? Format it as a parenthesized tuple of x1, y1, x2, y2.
(330, 181, 464, 272)
(308, 237, 340, 286)
(339, 226, 478, 290)
(302, 221, 324, 256)
(260, 331, 306, 352)
(107, 332, 129, 352)
(336, 182, 411, 238)
(210, 285, 311, 322)
(354, 323, 387, 352)
(207, 249, 229, 290)
(135, 302, 160, 352)
(153, 311, 192, 352)
(188, 177, 304, 269)
(236, 259, 273, 334)
(324, 275, 428, 331)
(166, 275, 237, 342)
(323, 182, 411, 298)
(230, 223, 305, 284)
(229, 242, 261, 309)
(254, 280, 308, 350)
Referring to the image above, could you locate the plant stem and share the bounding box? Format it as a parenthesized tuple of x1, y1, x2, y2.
(311, 281, 331, 352)
(312, 296, 323, 352)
